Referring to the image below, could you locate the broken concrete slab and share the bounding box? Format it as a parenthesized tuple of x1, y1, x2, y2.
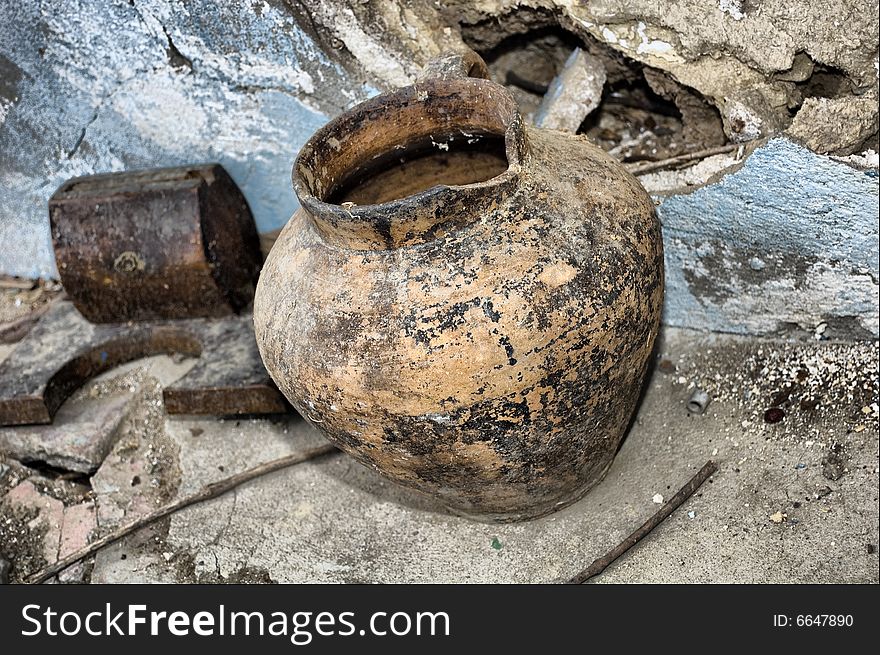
(57, 500, 97, 583)
(1, 479, 65, 567)
(0, 394, 130, 473)
(0, 300, 287, 426)
(534, 48, 606, 132)
(89, 364, 184, 531)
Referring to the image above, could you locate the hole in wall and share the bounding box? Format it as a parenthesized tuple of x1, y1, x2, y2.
(775, 51, 878, 151)
(798, 63, 853, 99)
(776, 51, 857, 116)
(460, 7, 728, 162)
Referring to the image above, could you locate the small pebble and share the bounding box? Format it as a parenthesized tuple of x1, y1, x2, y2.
(652, 493, 664, 504)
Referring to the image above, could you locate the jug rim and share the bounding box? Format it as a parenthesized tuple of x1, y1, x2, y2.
(291, 75, 528, 250)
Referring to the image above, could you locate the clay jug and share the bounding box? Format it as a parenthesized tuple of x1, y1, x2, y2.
(254, 52, 664, 522)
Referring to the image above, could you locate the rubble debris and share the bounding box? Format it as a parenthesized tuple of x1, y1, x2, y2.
(462, 17, 729, 163)
(662, 338, 879, 445)
(0, 300, 287, 426)
(686, 389, 711, 414)
(821, 444, 846, 481)
(534, 48, 606, 132)
(0, 394, 130, 474)
(0, 476, 99, 583)
(0, 279, 64, 344)
(29, 443, 337, 584)
(652, 493, 664, 504)
(0, 479, 64, 579)
(769, 511, 786, 524)
(50, 164, 262, 323)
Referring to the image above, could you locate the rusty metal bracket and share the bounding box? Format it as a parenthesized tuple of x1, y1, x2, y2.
(0, 300, 287, 426)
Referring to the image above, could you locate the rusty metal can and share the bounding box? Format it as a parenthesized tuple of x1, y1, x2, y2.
(50, 164, 262, 323)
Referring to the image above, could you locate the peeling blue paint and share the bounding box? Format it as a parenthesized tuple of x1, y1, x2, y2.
(658, 138, 879, 336)
(0, 0, 360, 279)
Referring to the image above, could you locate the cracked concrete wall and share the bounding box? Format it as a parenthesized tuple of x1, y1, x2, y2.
(660, 139, 878, 338)
(0, 0, 376, 278)
(1, 0, 878, 337)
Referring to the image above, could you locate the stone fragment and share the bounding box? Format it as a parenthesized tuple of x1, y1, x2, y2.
(1, 479, 65, 564)
(788, 96, 880, 155)
(58, 501, 97, 583)
(534, 48, 606, 132)
(0, 394, 130, 473)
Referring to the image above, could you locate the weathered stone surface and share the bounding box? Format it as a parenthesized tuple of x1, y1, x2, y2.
(1, 0, 877, 343)
(787, 97, 880, 155)
(0, 394, 130, 473)
(658, 138, 879, 337)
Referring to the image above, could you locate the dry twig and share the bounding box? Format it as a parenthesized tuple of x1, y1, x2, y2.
(567, 460, 718, 583)
(625, 144, 740, 176)
(28, 443, 339, 584)
(0, 275, 37, 290)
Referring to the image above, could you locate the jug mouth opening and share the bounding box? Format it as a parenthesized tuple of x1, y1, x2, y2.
(292, 77, 527, 249)
(323, 128, 509, 206)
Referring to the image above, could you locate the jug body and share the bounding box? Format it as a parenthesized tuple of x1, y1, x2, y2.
(254, 55, 664, 522)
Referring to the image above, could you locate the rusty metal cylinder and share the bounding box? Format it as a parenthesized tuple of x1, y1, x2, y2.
(49, 164, 262, 324)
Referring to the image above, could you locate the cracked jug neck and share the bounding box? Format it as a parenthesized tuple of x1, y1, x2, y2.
(292, 76, 528, 251)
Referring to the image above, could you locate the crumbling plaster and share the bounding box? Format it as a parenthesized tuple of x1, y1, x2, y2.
(0, 0, 878, 337)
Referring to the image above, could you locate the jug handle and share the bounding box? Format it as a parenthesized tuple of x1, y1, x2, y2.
(417, 50, 490, 82)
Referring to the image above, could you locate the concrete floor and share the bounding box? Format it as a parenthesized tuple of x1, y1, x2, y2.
(1, 326, 877, 583)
